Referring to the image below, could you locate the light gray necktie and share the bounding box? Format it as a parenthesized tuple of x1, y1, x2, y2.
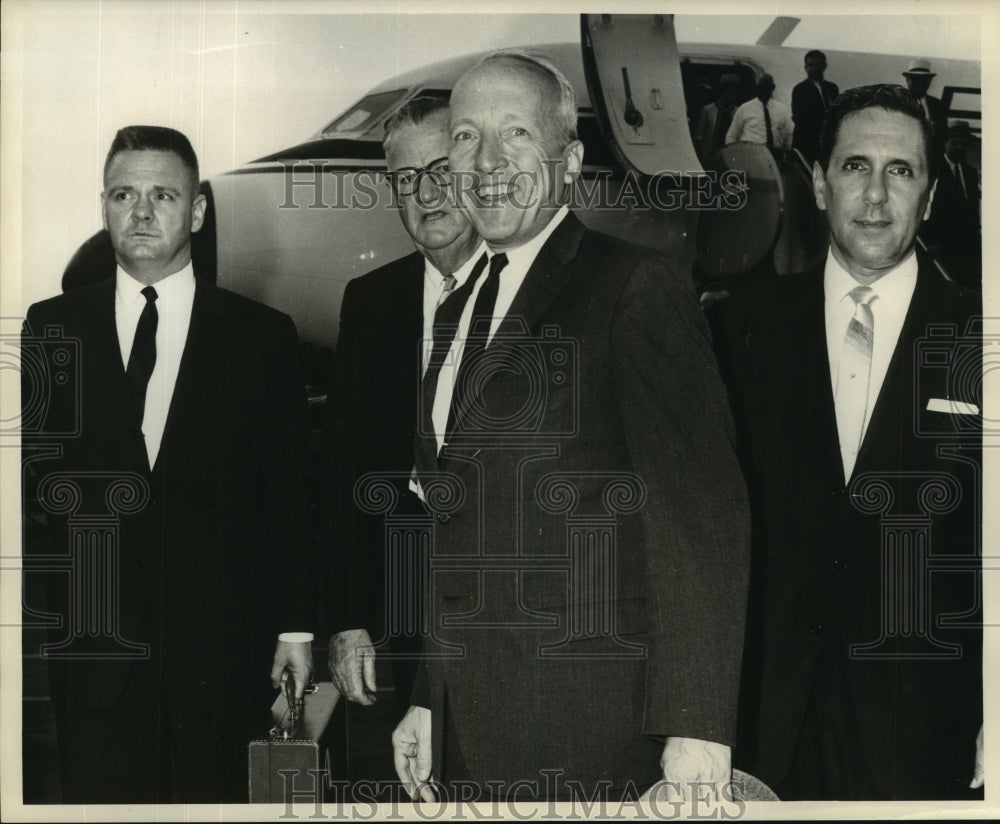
(422, 274, 457, 376)
(439, 274, 457, 304)
(835, 285, 877, 479)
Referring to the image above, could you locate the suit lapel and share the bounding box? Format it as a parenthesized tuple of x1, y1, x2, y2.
(400, 253, 426, 377)
(854, 262, 935, 471)
(790, 272, 846, 485)
(447, 213, 585, 438)
(156, 279, 222, 470)
(82, 279, 148, 468)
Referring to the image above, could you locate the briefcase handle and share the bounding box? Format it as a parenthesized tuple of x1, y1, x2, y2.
(270, 679, 319, 741)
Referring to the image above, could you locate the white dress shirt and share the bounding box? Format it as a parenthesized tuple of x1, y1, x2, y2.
(824, 250, 918, 466)
(725, 97, 794, 149)
(429, 206, 571, 455)
(421, 242, 488, 374)
(115, 263, 196, 468)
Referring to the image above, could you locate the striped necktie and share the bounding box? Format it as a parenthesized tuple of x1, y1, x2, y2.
(835, 285, 877, 479)
(413, 252, 489, 477)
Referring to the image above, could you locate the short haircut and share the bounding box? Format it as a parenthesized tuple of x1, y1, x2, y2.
(804, 49, 827, 64)
(470, 48, 578, 146)
(817, 84, 937, 180)
(104, 125, 200, 190)
(382, 95, 451, 155)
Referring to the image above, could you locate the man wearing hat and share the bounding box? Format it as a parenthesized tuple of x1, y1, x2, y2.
(692, 73, 741, 163)
(726, 73, 793, 155)
(925, 120, 981, 288)
(903, 58, 947, 141)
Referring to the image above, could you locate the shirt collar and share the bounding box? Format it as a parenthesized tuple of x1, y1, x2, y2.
(115, 262, 195, 305)
(423, 241, 488, 288)
(491, 204, 570, 270)
(824, 247, 918, 305)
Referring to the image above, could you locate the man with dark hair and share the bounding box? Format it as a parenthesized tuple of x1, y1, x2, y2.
(23, 124, 314, 803)
(325, 96, 483, 714)
(726, 73, 793, 154)
(392, 49, 750, 802)
(712, 85, 984, 799)
(791, 49, 839, 164)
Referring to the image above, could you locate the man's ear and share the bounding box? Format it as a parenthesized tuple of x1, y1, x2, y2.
(100, 192, 108, 231)
(191, 193, 207, 234)
(812, 161, 828, 211)
(562, 139, 584, 183)
(923, 175, 938, 222)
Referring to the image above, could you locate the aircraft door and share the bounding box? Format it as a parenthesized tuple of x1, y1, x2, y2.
(581, 14, 702, 176)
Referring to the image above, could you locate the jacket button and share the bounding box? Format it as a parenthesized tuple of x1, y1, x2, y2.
(436, 512, 451, 524)
(834, 558, 849, 570)
(809, 623, 824, 636)
(831, 487, 847, 498)
(134, 560, 146, 571)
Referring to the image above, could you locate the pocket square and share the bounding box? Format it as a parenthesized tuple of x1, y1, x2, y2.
(926, 398, 979, 415)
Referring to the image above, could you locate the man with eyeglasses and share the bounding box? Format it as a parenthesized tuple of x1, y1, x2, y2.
(325, 96, 484, 720)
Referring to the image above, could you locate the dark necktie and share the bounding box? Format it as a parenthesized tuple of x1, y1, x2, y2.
(447, 252, 509, 436)
(126, 286, 158, 425)
(762, 100, 774, 149)
(414, 252, 489, 477)
(714, 103, 734, 149)
(955, 162, 969, 200)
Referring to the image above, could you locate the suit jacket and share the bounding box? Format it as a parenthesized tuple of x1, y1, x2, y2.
(692, 100, 736, 162)
(324, 251, 425, 639)
(925, 158, 981, 289)
(791, 78, 839, 162)
(710, 260, 983, 799)
(411, 212, 751, 793)
(23, 276, 313, 746)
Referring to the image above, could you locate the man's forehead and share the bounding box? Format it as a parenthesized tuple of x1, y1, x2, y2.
(831, 108, 927, 163)
(453, 58, 552, 109)
(386, 118, 450, 168)
(105, 150, 191, 183)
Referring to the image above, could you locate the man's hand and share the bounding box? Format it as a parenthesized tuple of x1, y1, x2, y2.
(659, 736, 731, 802)
(328, 628, 377, 706)
(270, 640, 314, 702)
(392, 705, 435, 802)
(971, 724, 984, 789)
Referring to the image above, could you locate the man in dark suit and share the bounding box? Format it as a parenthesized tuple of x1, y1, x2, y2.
(325, 96, 482, 714)
(711, 85, 984, 800)
(22, 125, 314, 803)
(924, 121, 981, 289)
(791, 49, 839, 164)
(903, 58, 948, 146)
(391, 49, 750, 803)
(692, 73, 740, 164)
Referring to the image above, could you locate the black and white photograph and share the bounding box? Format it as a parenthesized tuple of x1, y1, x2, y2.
(1, 0, 995, 819)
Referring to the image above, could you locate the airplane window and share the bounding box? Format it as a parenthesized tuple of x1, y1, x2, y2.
(321, 90, 409, 137)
